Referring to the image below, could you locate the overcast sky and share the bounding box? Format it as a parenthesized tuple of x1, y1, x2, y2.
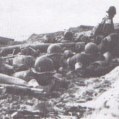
(0, 0, 119, 41)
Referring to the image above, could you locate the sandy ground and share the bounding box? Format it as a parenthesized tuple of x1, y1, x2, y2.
(61, 66, 119, 119)
(1, 66, 119, 119)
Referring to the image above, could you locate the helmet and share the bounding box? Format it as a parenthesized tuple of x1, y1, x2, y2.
(64, 50, 74, 58)
(107, 6, 116, 15)
(34, 55, 54, 72)
(64, 31, 73, 41)
(85, 42, 98, 55)
(47, 44, 62, 54)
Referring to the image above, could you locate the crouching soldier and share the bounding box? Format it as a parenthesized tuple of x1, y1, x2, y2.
(66, 52, 93, 77)
(67, 42, 99, 70)
(32, 55, 55, 86)
(84, 52, 116, 77)
(32, 54, 70, 92)
(98, 33, 119, 57)
(93, 6, 116, 37)
(46, 44, 64, 71)
(92, 6, 116, 45)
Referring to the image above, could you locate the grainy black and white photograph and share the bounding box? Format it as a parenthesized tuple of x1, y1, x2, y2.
(0, 0, 119, 119)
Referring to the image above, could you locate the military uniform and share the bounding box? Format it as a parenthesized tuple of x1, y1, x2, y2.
(93, 6, 116, 47)
(99, 33, 119, 56)
(93, 15, 114, 37)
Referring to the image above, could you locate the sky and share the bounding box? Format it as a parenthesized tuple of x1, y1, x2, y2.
(0, 0, 119, 41)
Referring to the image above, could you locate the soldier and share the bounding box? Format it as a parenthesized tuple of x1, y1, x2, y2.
(84, 51, 115, 77)
(47, 44, 63, 71)
(85, 42, 99, 56)
(66, 42, 99, 71)
(32, 55, 55, 86)
(34, 55, 55, 73)
(98, 33, 119, 56)
(93, 6, 116, 37)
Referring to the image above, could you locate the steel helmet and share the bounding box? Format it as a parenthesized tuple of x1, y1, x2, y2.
(107, 6, 116, 15)
(47, 44, 62, 54)
(63, 50, 74, 59)
(85, 42, 98, 55)
(34, 55, 54, 72)
(64, 31, 73, 41)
